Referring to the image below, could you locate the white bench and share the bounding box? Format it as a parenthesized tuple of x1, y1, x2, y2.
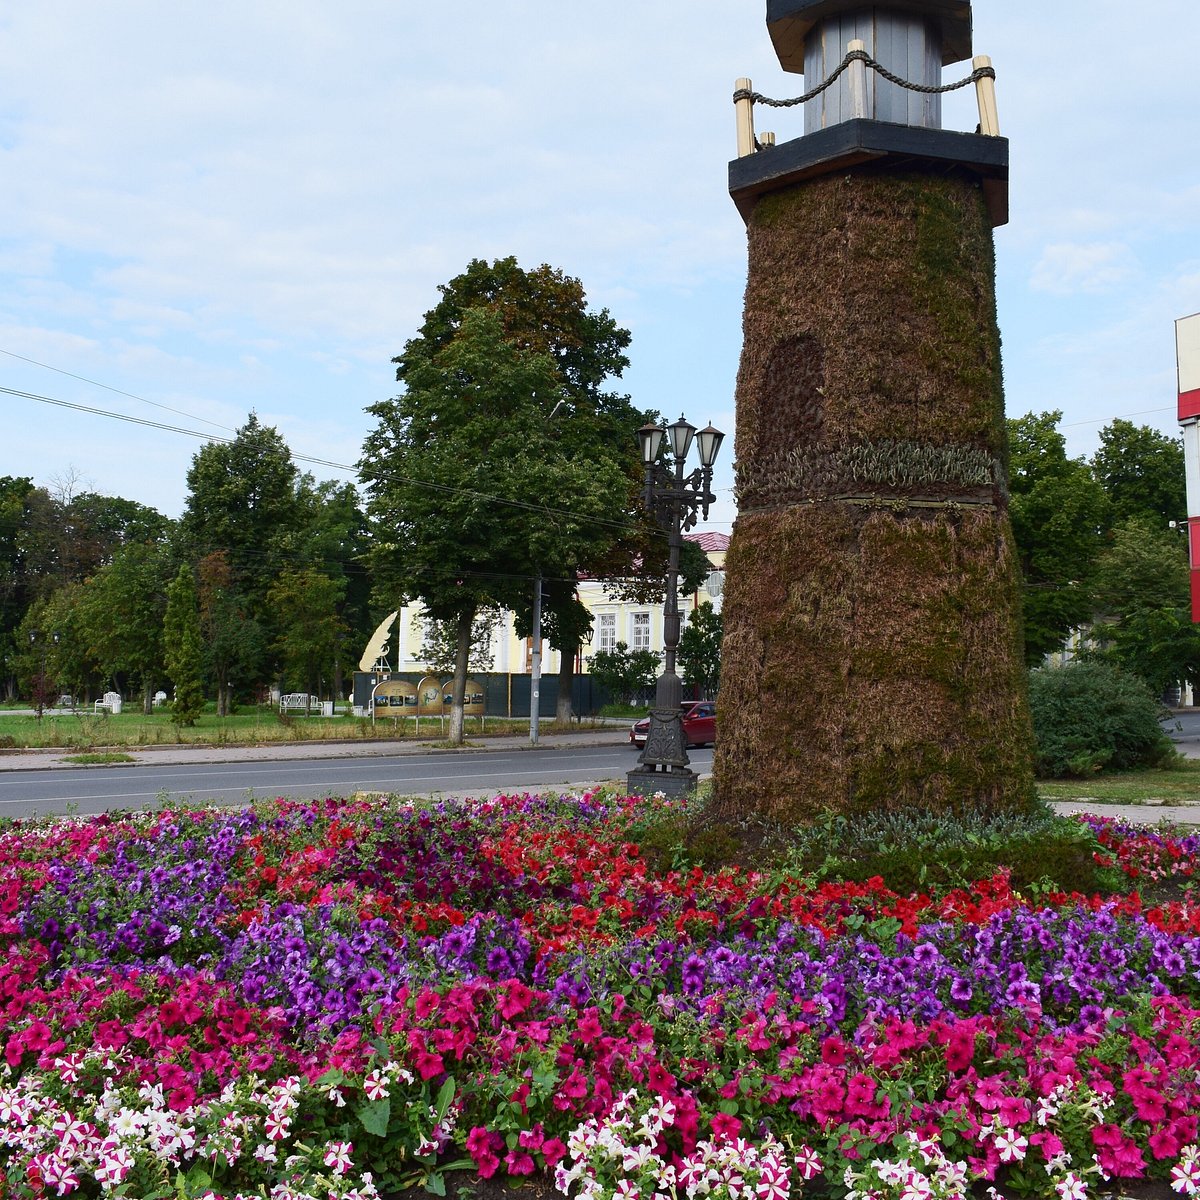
(279, 693, 317, 713)
(94, 691, 123, 714)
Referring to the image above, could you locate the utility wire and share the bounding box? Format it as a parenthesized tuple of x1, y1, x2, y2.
(0, 349, 236, 433)
(2, 385, 649, 538)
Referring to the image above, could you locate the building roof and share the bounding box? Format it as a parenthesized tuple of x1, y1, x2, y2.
(685, 531, 731, 553)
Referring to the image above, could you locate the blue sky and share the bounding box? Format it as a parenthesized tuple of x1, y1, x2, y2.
(1, 1, 1197, 532)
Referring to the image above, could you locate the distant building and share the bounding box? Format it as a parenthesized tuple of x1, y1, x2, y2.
(383, 531, 728, 678)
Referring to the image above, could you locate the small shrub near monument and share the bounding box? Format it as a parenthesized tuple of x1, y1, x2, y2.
(1029, 659, 1176, 778)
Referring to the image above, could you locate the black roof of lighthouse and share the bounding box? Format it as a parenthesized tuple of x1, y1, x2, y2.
(766, 0, 974, 71)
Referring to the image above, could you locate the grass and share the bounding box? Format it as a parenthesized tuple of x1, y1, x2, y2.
(0, 707, 545, 750)
(60, 752, 137, 765)
(1036, 757, 1200, 805)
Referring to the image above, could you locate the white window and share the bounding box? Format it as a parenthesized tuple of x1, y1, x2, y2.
(598, 612, 616, 654)
(631, 611, 651, 651)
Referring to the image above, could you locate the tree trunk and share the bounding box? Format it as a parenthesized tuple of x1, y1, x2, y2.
(142, 680, 154, 716)
(711, 171, 1035, 825)
(555, 643, 577, 724)
(448, 607, 475, 745)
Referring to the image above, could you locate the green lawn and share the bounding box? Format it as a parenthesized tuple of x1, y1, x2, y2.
(0, 707, 534, 750)
(1036, 758, 1200, 805)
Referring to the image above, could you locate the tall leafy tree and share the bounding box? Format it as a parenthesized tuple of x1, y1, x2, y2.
(278, 476, 372, 698)
(197, 552, 266, 716)
(363, 258, 640, 742)
(178, 413, 300, 620)
(678, 601, 723, 699)
(1007, 411, 1111, 662)
(397, 257, 648, 722)
(267, 567, 348, 708)
(1092, 419, 1186, 528)
(79, 541, 174, 711)
(164, 565, 205, 726)
(1087, 517, 1200, 695)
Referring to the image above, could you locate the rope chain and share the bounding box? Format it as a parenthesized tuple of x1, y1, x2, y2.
(732, 50, 995, 109)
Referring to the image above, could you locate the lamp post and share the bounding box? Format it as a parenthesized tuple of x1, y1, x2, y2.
(627, 415, 724, 798)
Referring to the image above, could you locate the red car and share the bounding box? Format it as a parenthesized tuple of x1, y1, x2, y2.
(629, 701, 717, 749)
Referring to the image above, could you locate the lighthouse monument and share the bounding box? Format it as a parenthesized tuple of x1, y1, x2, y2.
(710, 0, 1036, 824)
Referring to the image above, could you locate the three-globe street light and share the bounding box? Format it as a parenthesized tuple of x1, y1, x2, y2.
(627, 415, 724, 798)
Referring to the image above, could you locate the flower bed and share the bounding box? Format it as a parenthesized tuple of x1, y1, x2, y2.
(2, 793, 1200, 1199)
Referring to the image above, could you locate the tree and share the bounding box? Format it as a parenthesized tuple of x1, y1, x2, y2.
(363, 276, 634, 744)
(164, 565, 205, 726)
(418, 609, 500, 676)
(281, 476, 373, 699)
(80, 541, 174, 712)
(1007, 411, 1111, 663)
(1086, 517, 1200, 696)
(197, 552, 266, 717)
(177, 414, 300, 620)
(678, 601, 723, 699)
(268, 567, 349, 709)
(400, 257, 648, 724)
(1092, 419, 1186, 528)
(587, 641, 662, 707)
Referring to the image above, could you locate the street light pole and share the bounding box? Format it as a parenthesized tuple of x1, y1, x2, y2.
(529, 574, 543, 745)
(627, 415, 724, 798)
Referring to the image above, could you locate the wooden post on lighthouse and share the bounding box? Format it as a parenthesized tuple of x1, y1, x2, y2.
(711, 0, 1035, 824)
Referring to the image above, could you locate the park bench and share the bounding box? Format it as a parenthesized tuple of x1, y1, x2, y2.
(93, 691, 123, 714)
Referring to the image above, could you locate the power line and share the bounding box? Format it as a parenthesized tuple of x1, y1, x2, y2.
(2, 385, 646, 538)
(0, 349, 235, 433)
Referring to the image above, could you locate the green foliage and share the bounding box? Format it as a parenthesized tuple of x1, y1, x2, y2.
(1085, 516, 1200, 695)
(79, 540, 174, 708)
(678, 601, 722, 698)
(1092, 418, 1186, 527)
(635, 795, 1121, 896)
(780, 805, 1120, 895)
(197, 552, 266, 716)
(178, 413, 300, 619)
(587, 641, 661, 706)
(164, 565, 205, 726)
(1006, 411, 1111, 663)
(418, 609, 499, 675)
(1028, 659, 1175, 778)
(363, 258, 642, 743)
(268, 566, 348, 699)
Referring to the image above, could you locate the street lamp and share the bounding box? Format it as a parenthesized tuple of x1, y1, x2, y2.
(627, 415, 724, 797)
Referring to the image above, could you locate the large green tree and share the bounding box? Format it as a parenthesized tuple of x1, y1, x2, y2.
(79, 541, 174, 711)
(363, 259, 644, 741)
(1087, 517, 1200, 695)
(1092, 419, 1186, 528)
(1007, 411, 1112, 663)
(164, 565, 205, 726)
(397, 257, 648, 724)
(197, 552, 266, 717)
(678, 601, 723, 699)
(178, 414, 300, 615)
(267, 567, 348, 709)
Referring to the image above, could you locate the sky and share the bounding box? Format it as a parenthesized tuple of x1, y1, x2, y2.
(1, 1, 1197, 533)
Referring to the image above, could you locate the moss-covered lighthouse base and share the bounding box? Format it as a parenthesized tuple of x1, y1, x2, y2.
(710, 168, 1035, 823)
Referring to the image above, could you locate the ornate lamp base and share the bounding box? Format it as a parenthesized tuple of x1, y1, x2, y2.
(627, 706, 698, 798)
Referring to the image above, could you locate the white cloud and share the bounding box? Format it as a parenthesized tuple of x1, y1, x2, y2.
(1029, 242, 1139, 296)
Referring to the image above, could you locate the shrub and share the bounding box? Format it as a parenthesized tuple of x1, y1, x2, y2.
(633, 793, 1122, 896)
(1028, 659, 1176, 778)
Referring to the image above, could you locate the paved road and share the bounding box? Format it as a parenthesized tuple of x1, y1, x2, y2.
(0, 732, 713, 819)
(1, 711, 1198, 825)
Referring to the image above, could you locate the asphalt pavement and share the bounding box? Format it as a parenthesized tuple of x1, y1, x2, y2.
(2, 718, 1198, 826)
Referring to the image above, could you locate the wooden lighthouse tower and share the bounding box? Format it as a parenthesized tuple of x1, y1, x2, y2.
(710, 0, 1036, 823)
